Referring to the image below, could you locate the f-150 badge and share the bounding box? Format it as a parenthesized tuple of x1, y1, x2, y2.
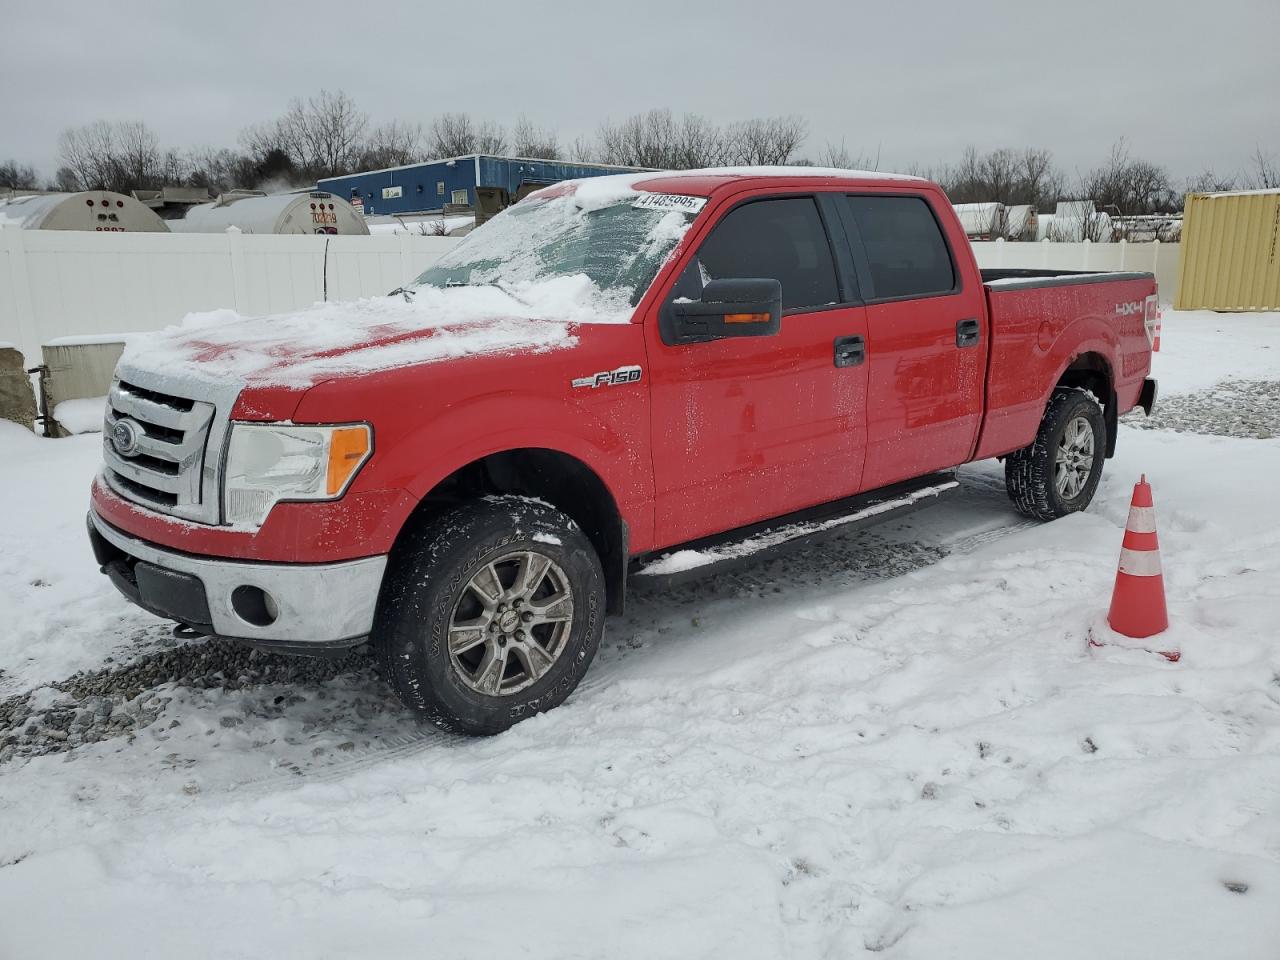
(572, 365, 643, 389)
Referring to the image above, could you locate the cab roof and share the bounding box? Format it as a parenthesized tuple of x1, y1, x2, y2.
(634, 165, 925, 197)
(532, 166, 928, 206)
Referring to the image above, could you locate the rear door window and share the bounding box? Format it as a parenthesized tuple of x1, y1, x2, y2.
(682, 197, 840, 312)
(846, 195, 956, 300)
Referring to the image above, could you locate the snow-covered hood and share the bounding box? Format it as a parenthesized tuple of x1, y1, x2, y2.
(118, 277, 625, 395)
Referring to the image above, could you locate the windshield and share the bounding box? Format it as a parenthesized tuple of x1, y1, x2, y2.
(409, 191, 698, 319)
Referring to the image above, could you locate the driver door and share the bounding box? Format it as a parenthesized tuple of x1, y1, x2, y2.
(643, 193, 870, 548)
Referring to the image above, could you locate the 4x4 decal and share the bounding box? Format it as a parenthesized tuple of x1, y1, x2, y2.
(572, 365, 643, 389)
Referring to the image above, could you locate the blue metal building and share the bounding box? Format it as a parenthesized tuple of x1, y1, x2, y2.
(317, 155, 648, 217)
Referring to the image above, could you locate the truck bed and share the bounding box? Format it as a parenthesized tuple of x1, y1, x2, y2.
(972, 268, 1157, 462)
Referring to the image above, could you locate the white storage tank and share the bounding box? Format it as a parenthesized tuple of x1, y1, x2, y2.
(1004, 204, 1037, 240)
(952, 202, 1006, 239)
(173, 190, 369, 235)
(0, 191, 170, 232)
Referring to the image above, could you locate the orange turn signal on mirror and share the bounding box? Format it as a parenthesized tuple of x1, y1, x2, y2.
(326, 425, 372, 496)
(724, 312, 770, 324)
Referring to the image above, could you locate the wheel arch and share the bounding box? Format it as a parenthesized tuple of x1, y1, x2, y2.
(1053, 350, 1118, 457)
(392, 447, 629, 615)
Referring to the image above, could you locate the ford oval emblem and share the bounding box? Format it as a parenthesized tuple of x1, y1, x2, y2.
(111, 419, 141, 457)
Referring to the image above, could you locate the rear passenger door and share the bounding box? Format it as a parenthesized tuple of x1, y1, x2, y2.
(838, 193, 988, 490)
(646, 194, 870, 546)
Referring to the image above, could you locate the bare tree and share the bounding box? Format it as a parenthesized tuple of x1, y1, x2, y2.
(596, 110, 804, 169)
(568, 134, 596, 163)
(1079, 139, 1177, 215)
(723, 116, 807, 165)
(287, 89, 368, 178)
(672, 114, 729, 167)
(186, 146, 257, 194)
(474, 120, 507, 155)
(1015, 148, 1062, 208)
(242, 90, 368, 182)
(1247, 146, 1279, 189)
(360, 121, 424, 169)
(935, 145, 1062, 209)
(428, 113, 507, 158)
(511, 116, 560, 159)
(811, 140, 876, 170)
(58, 120, 115, 189)
(1184, 168, 1237, 194)
(0, 160, 40, 190)
(598, 110, 676, 168)
(57, 119, 185, 192)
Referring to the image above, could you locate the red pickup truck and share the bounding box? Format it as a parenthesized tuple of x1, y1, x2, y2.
(88, 168, 1159, 734)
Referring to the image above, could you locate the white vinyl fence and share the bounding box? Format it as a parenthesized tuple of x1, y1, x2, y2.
(0, 227, 461, 363)
(970, 239, 1181, 299)
(1, 227, 1182, 365)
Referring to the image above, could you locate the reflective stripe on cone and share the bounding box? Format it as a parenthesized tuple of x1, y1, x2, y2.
(1118, 547, 1162, 577)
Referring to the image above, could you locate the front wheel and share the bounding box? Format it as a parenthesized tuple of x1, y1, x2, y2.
(373, 496, 605, 735)
(1005, 388, 1106, 520)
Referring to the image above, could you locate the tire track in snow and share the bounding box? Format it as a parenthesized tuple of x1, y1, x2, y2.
(219, 498, 1040, 795)
(20, 480, 1039, 812)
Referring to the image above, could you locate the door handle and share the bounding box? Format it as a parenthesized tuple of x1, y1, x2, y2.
(834, 334, 865, 368)
(956, 318, 981, 347)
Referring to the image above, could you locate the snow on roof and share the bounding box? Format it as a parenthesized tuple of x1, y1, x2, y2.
(0, 193, 66, 229)
(541, 166, 925, 204)
(43, 333, 135, 347)
(1198, 187, 1280, 198)
(639, 165, 924, 182)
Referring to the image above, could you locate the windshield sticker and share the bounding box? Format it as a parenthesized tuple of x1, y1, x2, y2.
(632, 193, 707, 214)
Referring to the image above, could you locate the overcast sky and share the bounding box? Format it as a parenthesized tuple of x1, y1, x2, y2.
(3, 0, 1277, 183)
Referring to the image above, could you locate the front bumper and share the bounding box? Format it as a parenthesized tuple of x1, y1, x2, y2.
(88, 509, 387, 650)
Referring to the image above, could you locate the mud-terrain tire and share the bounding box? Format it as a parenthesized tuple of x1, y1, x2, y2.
(373, 496, 605, 735)
(1005, 388, 1106, 521)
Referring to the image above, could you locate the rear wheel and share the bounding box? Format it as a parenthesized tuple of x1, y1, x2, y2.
(374, 496, 604, 735)
(1005, 388, 1106, 520)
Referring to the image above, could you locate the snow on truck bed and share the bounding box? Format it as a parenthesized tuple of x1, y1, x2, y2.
(1, 311, 1279, 959)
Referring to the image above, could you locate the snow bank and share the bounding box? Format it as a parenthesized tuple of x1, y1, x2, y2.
(52, 395, 105, 434)
(365, 215, 474, 236)
(0, 421, 158, 688)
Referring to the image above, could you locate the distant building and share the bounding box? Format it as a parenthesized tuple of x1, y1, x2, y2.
(317, 155, 650, 217)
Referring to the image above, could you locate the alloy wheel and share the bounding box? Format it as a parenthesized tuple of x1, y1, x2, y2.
(447, 550, 575, 696)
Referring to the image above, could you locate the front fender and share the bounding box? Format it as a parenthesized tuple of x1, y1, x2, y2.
(341, 387, 654, 554)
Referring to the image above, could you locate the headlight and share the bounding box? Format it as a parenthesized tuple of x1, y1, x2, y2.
(223, 423, 372, 527)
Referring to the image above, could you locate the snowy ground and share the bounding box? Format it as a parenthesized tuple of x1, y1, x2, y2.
(1, 310, 1278, 959)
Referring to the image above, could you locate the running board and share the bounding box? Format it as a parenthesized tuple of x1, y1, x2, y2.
(631, 473, 960, 587)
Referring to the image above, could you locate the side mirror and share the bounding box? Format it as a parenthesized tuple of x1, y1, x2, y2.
(662, 278, 783, 345)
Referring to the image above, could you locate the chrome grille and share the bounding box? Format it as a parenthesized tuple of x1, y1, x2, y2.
(103, 379, 217, 521)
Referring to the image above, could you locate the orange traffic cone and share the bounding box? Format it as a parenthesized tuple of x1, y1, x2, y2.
(1095, 475, 1176, 660)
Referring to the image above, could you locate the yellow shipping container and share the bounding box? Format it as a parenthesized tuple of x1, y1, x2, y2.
(1176, 189, 1280, 311)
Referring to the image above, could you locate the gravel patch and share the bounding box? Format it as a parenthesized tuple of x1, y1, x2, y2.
(0, 638, 405, 765)
(1123, 379, 1280, 439)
